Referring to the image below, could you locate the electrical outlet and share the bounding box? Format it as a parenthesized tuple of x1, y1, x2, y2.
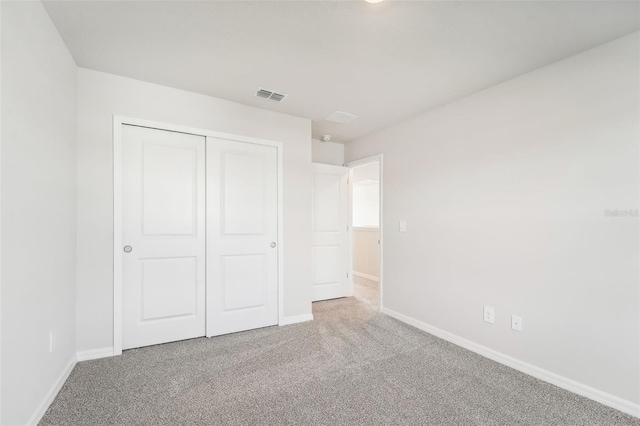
(49, 331, 54, 353)
(511, 315, 522, 332)
(483, 306, 495, 324)
(399, 220, 407, 233)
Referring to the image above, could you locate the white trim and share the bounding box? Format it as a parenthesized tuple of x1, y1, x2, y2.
(381, 307, 640, 419)
(277, 141, 285, 327)
(279, 314, 314, 326)
(346, 154, 384, 312)
(113, 115, 285, 353)
(0, 5, 3, 419)
(352, 226, 379, 232)
(113, 117, 123, 356)
(352, 271, 380, 282)
(345, 154, 382, 169)
(0, 2, 3, 417)
(26, 355, 76, 426)
(77, 347, 115, 362)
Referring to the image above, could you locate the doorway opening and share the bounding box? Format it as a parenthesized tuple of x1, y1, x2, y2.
(347, 156, 382, 310)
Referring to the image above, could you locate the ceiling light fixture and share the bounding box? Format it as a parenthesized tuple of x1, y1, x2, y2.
(320, 135, 332, 143)
(365, 0, 384, 3)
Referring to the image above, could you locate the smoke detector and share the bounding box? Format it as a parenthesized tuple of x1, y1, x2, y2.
(325, 111, 358, 124)
(320, 135, 332, 142)
(255, 87, 287, 102)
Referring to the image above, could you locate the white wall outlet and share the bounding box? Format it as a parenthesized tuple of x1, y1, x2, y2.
(483, 306, 495, 324)
(511, 315, 522, 331)
(49, 331, 54, 353)
(399, 220, 407, 232)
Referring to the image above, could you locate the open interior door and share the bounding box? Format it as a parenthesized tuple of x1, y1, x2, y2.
(312, 163, 350, 301)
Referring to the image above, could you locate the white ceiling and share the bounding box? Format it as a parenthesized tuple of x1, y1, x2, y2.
(43, 1, 639, 143)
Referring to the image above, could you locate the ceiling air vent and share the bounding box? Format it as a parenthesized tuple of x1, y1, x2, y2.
(325, 111, 358, 124)
(255, 87, 287, 102)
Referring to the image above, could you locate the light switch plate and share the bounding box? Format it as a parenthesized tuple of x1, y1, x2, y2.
(483, 306, 495, 324)
(399, 220, 407, 232)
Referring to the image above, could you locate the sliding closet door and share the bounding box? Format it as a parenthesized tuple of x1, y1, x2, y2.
(206, 137, 279, 336)
(122, 125, 206, 350)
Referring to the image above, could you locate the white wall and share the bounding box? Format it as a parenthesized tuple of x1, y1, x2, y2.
(311, 138, 344, 166)
(352, 162, 380, 280)
(1, 2, 77, 424)
(352, 183, 380, 227)
(353, 229, 379, 279)
(77, 68, 312, 354)
(352, 162, 380, 228)
(345, 33, 640, 407)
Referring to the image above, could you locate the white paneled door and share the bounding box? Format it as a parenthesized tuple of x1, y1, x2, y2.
(312, 163, 350, 301)
(206, 137, 279, 336)
(122, 125, 206, 350)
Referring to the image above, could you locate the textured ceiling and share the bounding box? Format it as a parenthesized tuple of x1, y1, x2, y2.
(43, 1, 640, 143)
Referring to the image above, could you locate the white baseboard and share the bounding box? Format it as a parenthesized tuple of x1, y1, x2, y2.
(279, 313, 314, 326)
(77, 347, 114, 362)
(353, 271, 379, 282)
(381, 307, 640, 419)
(27, 355, 76, 426)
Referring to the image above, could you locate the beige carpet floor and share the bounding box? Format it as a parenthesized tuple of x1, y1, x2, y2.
(353, 275, 379, 307)
(40, 285, 638, 425)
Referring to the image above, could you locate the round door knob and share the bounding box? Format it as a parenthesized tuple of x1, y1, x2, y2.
(270, 242, 276, 248)
(123, 245, 133, 253)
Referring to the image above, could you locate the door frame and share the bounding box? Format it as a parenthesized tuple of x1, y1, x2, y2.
(113, 115, 284, 356)
(345, 154, 384, 311)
